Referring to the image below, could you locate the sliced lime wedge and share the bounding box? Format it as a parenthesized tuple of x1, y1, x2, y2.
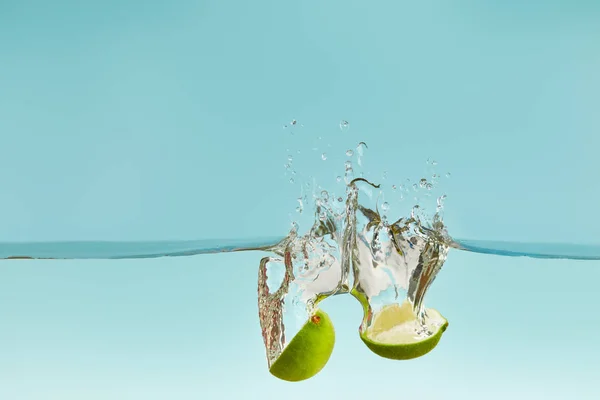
(269, 309, 335, 382)
(360, 300, 448, 360)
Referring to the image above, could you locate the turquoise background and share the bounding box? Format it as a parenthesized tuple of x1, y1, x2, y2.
(1, 1, 599, 399)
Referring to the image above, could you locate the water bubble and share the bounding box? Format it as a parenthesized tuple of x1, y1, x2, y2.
(345, 161, 353, 170)
(446, 172, 452, 178)
(381, 202, 390, 212)
(321, 191, 329, 202)
(289, 178, 295, 184)
(340, 120, 349, 131)
(419, 178, 428, 188)
(346, 149, 354, 157)
(412, 183, 418, 191)
(321, 153, 327, 160)
(338, 197, 343, 202)
(336, 176, 342, 182)
(291, 119, 297, 126)
(425, 183, 433, 190)
(392, 185, 397, 190)
(287, 155, 293, 162)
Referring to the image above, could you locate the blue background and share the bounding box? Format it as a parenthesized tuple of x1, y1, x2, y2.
(1, 1, 599, 399)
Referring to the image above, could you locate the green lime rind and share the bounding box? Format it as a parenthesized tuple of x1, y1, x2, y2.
(269, 309, 335, 382)
(359, 319, 448, 360)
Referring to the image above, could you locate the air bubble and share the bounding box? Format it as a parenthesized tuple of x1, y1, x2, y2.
(337, 197, 343, 202)
(382, 202, 390, 212)
(321, 153, 327, 160)
(340, 120, 349, 131)
(289, 178, 295, 184)
(321, 191, 329, 202)
(419, 178, 428, 188)
(336, 176, 342, 182)
(346, 149, 354, 157)
(392, 185, 397, 190)
(446, 172, 451, 178)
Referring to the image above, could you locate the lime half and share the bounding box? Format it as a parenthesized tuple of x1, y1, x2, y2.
(359, 300, 448, 360)
(269, 309, 335, 382)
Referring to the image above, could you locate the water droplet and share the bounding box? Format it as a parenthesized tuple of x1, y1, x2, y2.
(345, 161, 353, 170)
(411, 205, 420, 219)
(321, 153, 327, 160)
(382, 202, 390, 212)
(425, 183, 433, 190)
(289, 178, 295, 183)
(436, 194, 447, 211)
(336, 176, 342, 182)
(392, 185, 397, 190)
(346, 149, 354, 157)
(287, 155, 293, 162)
(338, 197, 344, 202)
(446, 172, 452, 178)
(340, 120, 349, 131)
(291, 119, 297, 126)
(419, 178, 428, 188)
(344, 167, 354, 184)
(321, 191, 329, 202)
(356, 142, 367, 167)
(412, 183, 418, 191)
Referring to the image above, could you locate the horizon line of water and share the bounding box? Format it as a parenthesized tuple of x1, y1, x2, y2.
(0, 237, 599, 261)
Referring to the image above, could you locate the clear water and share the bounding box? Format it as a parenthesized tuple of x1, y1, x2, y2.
(3, 237, 600, 260)
(4, 131, 598, 385)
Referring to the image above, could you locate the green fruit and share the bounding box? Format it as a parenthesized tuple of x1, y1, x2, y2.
(358, 300, 448, 360)
(269, 309, 335, 382)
